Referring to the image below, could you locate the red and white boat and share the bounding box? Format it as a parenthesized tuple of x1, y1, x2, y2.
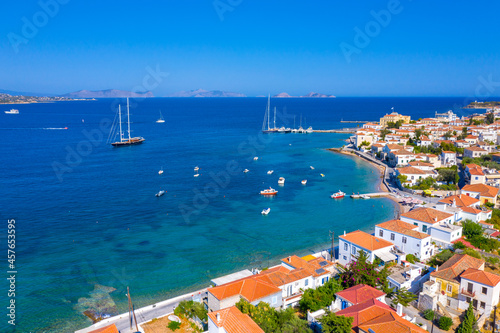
(260, 187, 278, 196)
(331, 190, 345, 199)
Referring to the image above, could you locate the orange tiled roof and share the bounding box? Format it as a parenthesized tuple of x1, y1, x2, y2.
(376, 219, 430, 240)
(259, 265, 311, 286)
(431, 254, 484, 283)
(340, 230, 393, 251)
(208, 306, 264, 333)
(396, 167, 434, 175)
(466, 146, 487, 152)
(208, 275, 281, 302)
(280, 255, 334, 277)
(335, 284, 386, 305)
(88, 324, 119, 333)
(438, 194, 479, 207)
(460, 206, 483, 215)
(460, 268, 500, 287)
(462, 184, 499, 198)
(401, 207, 453, 224)
(408, 161, 434, 167)
(469, 168, 484, 176)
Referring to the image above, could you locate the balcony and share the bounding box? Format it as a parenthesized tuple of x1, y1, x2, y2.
(461, 288, 476, 297)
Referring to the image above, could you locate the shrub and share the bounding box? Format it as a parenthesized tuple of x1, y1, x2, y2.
(405, 254, 418, 264)
(453, 241, 466, 250)
(438, 316, 453, 331)
(168, 321, 181, 331)
(423, 309, 435, 321)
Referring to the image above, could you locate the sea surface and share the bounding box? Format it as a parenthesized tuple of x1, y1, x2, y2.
(0, 97, 484, 332)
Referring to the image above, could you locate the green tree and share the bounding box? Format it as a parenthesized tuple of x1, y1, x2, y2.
(444, 131, 453, 139)
(174, 300, 208, 322)
(168, 321, 181, 331)
(299, 278, 343, 312)
(405, 254, 417, 264)
(318, 311, 353, 333)
(462, 220, 483, 239)
(438, 316, 453, 331)
(380, 129, 391, 140)
(423, 309, 435, 321)
(486, 112, 495, 124)
(463, 248, 482, 259)
(456, 302, 477, 333)
(391, 287, 417, 307)
(281, 316, 313, 333)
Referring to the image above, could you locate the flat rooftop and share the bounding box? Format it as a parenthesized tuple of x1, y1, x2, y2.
(211, 269, 254, 286)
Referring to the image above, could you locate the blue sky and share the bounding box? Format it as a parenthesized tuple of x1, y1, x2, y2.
(1, 0, 499, 97)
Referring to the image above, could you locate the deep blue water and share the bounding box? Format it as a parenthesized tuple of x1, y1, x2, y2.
(0, 97, 482, 332)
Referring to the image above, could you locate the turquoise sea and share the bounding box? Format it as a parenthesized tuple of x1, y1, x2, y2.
(0, 97, 480, 332)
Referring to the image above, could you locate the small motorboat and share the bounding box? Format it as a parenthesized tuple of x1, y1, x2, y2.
(267, 170, 274, 175)
(194, 173, 200, 177)
(310, 166, 315, 170)
(361, 194, 370, 199)
(243, 169, 249, 173)
(4, 109, 19, 114)
(331, 190, 345, 199)
(320, 174, 325, 177)
(260, 188, 278, 195)
(306, 126, 313, 134)
(155, 190, 166, 197)
(278, 177, 285, 185)
(261, 208, 271, 215)
(158, 167, 164, 175)
(301, 180, 307, 185)
(254, 157, 258, 161)
(194, 166, 200, 172)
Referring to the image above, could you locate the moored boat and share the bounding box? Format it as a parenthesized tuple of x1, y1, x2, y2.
(4, 109, 19, 114)
(110, 98, 145, 147)
(243, 169, 249, 173)
(331, 190, 345, 199)
(278, 177, 285, 185)
(260, 187, 278, 195)
(310, 166, 315, 170)
(194, 166, 199, 172)
(156, 111, 165, 123)
(155, 190, 166, 197)
(267, 170, 274, 175)
(320, 173, 325, 177)
(158, 168, 164, 175)
(261, 208, 271, 215)
(301, 180, 307, 185)
(254, 157, 258, 161)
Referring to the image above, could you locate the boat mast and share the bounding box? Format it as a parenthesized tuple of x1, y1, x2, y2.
(127, 98, 131, 140)
(273, 107, 276, 129)
(118, 105, 124, 142)
(267, 95, 270, 130)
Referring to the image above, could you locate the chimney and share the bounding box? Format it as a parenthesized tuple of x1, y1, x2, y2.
(397, 303, 403, 316)
(452, 198, 456, 208)
(216, 313, 221, 323)
(288, 256, 291, 262)
(434, 217, 438, 222)
(344, 230, 346, 236)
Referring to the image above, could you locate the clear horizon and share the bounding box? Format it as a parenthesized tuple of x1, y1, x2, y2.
(1, 1, 500, 97)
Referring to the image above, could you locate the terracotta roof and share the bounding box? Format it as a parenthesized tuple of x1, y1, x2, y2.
(386, 144, 405, 150)
(335, 284, 386, 305)
(461, 268, 500, 287)
(259, 265, 311, 286)
(452, 237, 479, 250)
(340, 230, 393, 251)
(438, 194, 479, 207)
(376, 219, 430, 240)
(460, 206, 483, 215)
(469, 168, 484, 176)
(465, 146, 487, 152)
(462, 184, 499, 198)
(393, 150, 415, 156)
(401, 207, 453, 224)
(408, 161, 434, 167)
(336, 299, 426, 333)
(280, 255, 334, 277)
(396, 167, 435, 175)
(442, 150, 456, 154)
(88, 324, 119, 333)
(208, 275, 281, 302)
(431, 254, 484, 283)
(208, 306, 264, 333)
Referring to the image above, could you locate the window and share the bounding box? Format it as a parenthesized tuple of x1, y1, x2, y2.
(482, 287, 487, 295)
(379, 230, 383, 237)
(344, 243, 348, 251)
(466, 297, 471, 303)
(447, 299, 451, 306)
(423, 225, 428, 233)
(352, 246, 356, 255)
(414, 223, 418, 226)
(305, 279, 308, 286)
(343, 256, 347, 260)
(390, 233, 395, 241)
(402, 237, 407, 244)
(467, 283, 473, 293)
(447, 284, 452, 293)
(480, 302, 486, 309)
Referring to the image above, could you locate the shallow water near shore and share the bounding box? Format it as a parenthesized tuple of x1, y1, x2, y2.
(0, 97, 477, 332)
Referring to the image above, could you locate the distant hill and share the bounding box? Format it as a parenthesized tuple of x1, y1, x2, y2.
(168, 89, 246, 97)
(272, 92, 335, 98)
(61, 89, 154, 98)
(273, 92, 292, 98)
(301, 92, 336, 98)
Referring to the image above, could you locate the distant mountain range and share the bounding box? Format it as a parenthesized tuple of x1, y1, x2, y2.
(273, 92, 336, 98)
(167, 89, 246, 97)
(61, 89, 154, 98)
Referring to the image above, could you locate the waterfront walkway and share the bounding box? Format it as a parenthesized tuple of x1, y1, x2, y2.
(75, 288, 208, 333)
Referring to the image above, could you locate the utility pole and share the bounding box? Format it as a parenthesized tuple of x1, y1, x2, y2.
(329, 231, 335, 262)
(493, 305, 497, 333)
(127, 287, 132, 331)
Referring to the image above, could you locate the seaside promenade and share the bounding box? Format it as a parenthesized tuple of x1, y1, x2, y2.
(75, 288, 208, 333)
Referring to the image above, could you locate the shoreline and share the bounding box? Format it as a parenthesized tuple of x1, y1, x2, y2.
(326, 147, 404, 215)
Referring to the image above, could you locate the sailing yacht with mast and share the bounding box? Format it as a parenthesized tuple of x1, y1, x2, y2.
(262, 95, 278, 133)
(111, 98, 145, 147)
(156, 110, 165, 123)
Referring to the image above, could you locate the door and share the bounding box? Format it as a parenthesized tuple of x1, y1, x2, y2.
(473, 299, 478, 310)
(341, 300, 348, 310)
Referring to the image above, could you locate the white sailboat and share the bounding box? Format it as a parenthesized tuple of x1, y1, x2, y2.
(262, 95, 278, 133)
(111, 98, 145, 147)
(156, 111, 165, 123)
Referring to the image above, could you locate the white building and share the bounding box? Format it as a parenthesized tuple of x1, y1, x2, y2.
(333, 284, 386, 311)
(375, 220, 434, 261)
(395, 166, 437, 186)
(458, 268, 500, 317)
(440, 151, 457, 167)
(388, 263, 435, 293)
(401, 207, 455, 233)
(338, 230, 395, 267)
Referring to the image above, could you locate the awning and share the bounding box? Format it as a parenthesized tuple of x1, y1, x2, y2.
(376, 251, 397, 262)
